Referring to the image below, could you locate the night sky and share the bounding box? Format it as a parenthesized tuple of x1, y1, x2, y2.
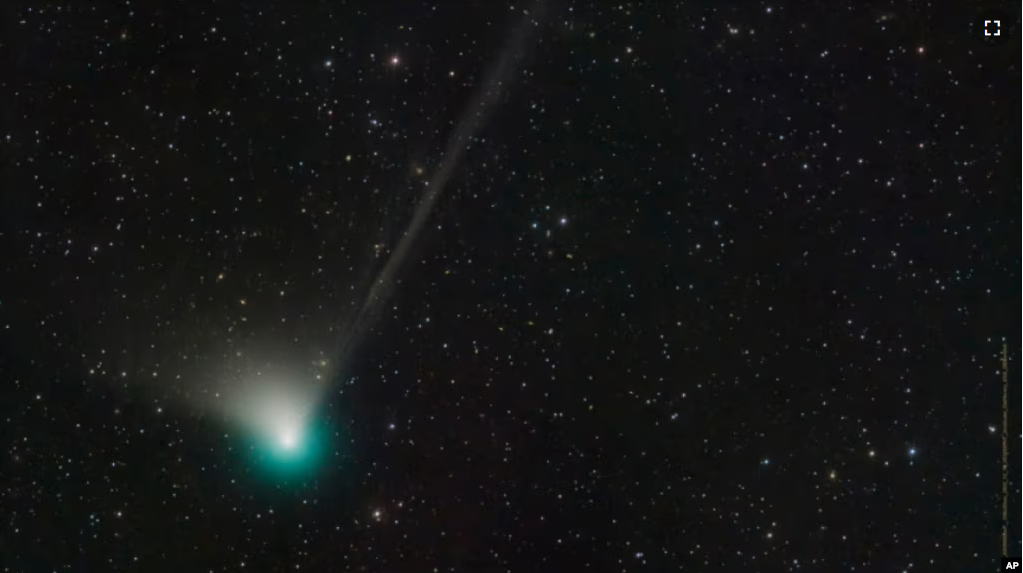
(1, 1, 1020, 571)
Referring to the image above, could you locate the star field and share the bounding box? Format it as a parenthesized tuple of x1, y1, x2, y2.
(0, 1, 1019, 571)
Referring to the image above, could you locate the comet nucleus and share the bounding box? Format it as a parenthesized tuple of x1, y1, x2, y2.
(220, 372, 324, 475)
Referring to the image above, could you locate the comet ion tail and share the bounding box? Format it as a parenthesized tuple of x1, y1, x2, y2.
(331, 0, 546, 370)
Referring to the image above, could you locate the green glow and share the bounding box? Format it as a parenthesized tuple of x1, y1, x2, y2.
(247, 414, 329, 480)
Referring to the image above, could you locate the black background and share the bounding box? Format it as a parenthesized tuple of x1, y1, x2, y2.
(1, 1, 1019, 571)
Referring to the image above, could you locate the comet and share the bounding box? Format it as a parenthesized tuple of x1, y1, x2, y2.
(199, 3, 546, 481)
(219, 367, 321, 469)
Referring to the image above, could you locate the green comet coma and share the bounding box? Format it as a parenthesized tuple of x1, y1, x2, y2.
(245, 415, 330, 480)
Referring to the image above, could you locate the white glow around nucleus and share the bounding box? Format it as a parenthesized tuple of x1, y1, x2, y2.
(279, 428, 299, 450)
(220, 372, 318, 458)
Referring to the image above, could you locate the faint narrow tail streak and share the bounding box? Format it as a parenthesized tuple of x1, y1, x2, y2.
(333, 3, 546, 369)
